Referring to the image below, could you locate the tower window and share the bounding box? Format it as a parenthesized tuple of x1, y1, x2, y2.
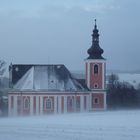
(94, 98, 99, 104)
(94, 84, 98, 88)
(94, 64, 99, 74)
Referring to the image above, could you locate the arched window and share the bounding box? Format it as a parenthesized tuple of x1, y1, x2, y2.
(24, 97, 29, 110)
(67, 97, 74, 110)
(45, 98, 52, 110)
(76, 98, 80, 109)
(94, 98, 99, 104)
(94, 64, 99, 74)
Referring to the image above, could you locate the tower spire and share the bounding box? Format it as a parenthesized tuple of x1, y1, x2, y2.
(87, 19, 104, 59)
(94, 19, 97, 29)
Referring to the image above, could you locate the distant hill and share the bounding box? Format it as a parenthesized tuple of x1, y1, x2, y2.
(71, 70, 140, 89)
(107, 69, 140, 74)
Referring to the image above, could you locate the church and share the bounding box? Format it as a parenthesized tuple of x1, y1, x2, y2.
(8, 20, 107, 116)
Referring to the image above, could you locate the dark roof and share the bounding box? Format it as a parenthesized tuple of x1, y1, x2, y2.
(9, 64, 88, 91)
(76, 79, 89, 90)
(87, 19, 105, 60)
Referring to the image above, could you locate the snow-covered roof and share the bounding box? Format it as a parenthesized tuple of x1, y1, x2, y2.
(11, 64, 87, 91)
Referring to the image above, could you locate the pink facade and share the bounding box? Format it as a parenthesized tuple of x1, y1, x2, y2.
(85, 60, 106, 111)
(8, 90, 106, 116)
(90, 63, 103, 89)
(8, 20, 107, 116)
(92, 93, 104, 109)
(8, 92, 91, 116)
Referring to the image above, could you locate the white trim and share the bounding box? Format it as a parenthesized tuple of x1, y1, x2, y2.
(8, 91, 89, 94)
(73, 96, 76, 112)
(30, 96, 33, 115)
(102, 62, 105, 89)
(104, 92, 107, 110)
(54, 96, 57, 113)
(36, 96, 39, 115)
(84, 96, 88, 112)
(85, 63, 87, 86)
(40, 96, 43, 115)
(85, 59, 106, 63)
(87, 62, 90, 88)
(92, 108, 106, 111)
(87, 94, 91, 111)
(58, 96, 61, 113)
(90, 91, 106, 94)
(13, 96, 17, 116)
(80, 95, 84, 112)
(64, 96, 67, 113)
(20, 95, 23, 115)
(90, 94, 92, 111)
(8, 95, 11, 116)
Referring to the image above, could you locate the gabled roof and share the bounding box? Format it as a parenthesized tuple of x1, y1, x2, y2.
(10, 64, 88, 91)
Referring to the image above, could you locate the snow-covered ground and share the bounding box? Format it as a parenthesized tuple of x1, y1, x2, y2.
(0, 110, 140, 140)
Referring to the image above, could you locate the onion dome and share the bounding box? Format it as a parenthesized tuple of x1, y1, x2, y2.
(87, 19, 104, 59)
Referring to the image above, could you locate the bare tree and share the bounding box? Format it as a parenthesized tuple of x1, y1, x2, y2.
(0, 60, 6, 89)
(107, 73, 119, 89)
(107, 73, 139, 109)
(0, 60, 6, 76)
(0, 60, 7, 116)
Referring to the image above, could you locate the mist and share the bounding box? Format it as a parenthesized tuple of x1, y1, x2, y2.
(0, 110, 140, 140)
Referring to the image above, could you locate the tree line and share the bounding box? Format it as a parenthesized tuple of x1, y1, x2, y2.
(107, 74, 140, 109)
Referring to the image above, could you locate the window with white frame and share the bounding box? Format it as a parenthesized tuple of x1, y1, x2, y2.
(76, 97, 80, 109)
(44, 98, 52, 110)
(94, 64, 99, 74)
(24, 97, 29, 110)
(67, 97, 74, 110)
(94, 97, 99, 104)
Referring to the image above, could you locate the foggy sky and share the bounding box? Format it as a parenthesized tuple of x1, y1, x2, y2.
(0, 0, 140, 72)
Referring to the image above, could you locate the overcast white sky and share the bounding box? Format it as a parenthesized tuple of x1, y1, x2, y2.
(0, 0, 140, 72)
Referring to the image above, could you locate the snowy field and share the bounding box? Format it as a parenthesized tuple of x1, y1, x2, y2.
(0, 110, 140, 140)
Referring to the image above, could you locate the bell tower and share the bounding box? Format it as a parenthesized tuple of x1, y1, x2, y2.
(85, 19, 106, 110)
